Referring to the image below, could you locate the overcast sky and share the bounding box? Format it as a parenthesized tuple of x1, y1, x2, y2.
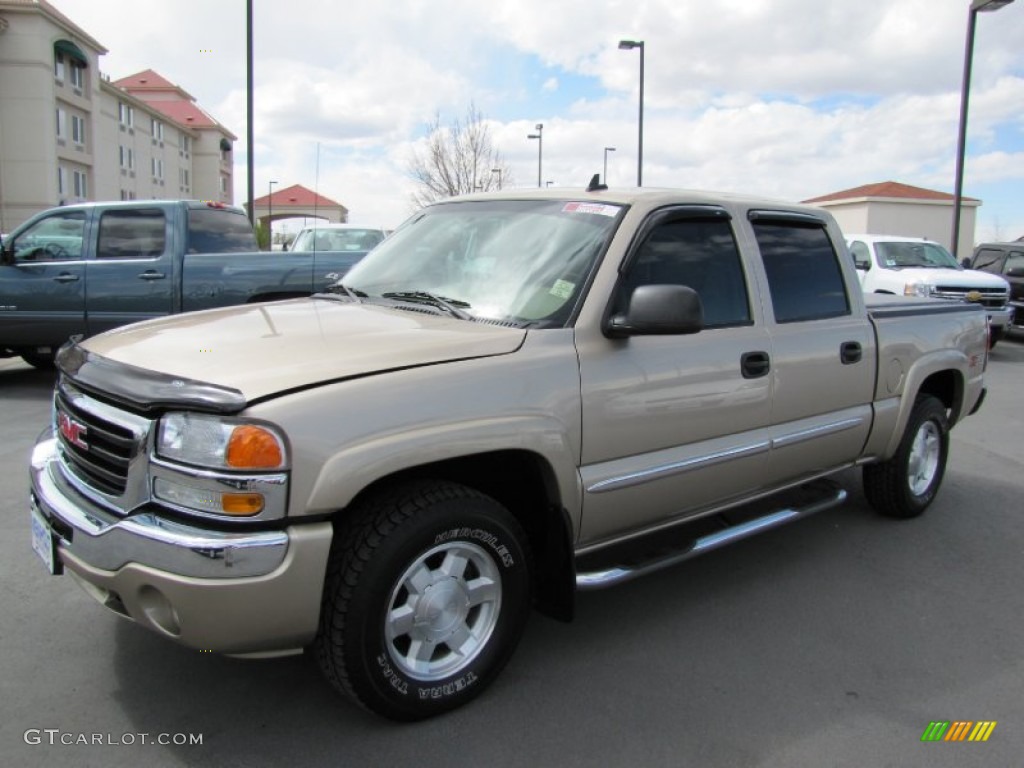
(52, 0, 1024, 238)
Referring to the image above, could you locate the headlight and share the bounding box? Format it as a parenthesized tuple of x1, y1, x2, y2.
(157, 412, 287, 470)
(904, 282, 933, 297)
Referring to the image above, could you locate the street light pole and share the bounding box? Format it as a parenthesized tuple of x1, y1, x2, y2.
(527, 124, 543, 188)
(267, 180, 277, 250)
(603, 146, 616, 185)
(952, 0, 1015, 258)
(619, 39, 645, 187)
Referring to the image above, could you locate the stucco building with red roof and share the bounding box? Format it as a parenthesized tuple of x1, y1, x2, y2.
(0, 0, 236, 232)
(804, 181, 980, 257)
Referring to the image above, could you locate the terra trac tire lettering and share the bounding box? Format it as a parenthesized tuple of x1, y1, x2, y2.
(314, 479, 531, 721)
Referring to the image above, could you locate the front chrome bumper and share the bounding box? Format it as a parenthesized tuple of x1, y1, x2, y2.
(30, 432, 333, 654)
(985, 306, 1012, 331)
(32, 435, 289, 578)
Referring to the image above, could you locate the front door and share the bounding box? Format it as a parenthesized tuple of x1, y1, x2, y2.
(0, 210, 88, 349)
(577, 207, 774, 547)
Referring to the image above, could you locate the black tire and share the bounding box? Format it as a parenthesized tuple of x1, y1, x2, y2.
(314, 479, 531, 720)
(863, 395, 949, 518)
(19, 350, 55, 370)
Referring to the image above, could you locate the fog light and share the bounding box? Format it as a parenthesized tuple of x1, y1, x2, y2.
(154, 478, 263, 516)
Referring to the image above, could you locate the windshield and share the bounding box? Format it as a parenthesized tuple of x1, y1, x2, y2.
(292, 227, 385, 252)
(340, 199, 623, 327)
(876, 241, 960, 270)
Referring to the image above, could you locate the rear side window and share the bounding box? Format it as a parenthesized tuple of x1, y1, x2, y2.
(753, 219, 849, 323)
(1006, 252, 1024, 277)
(187, 209, 257, 253)
(97, 209, 166, 258)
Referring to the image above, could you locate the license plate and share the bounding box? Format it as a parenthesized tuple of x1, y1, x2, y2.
(30, 505, 60, 575)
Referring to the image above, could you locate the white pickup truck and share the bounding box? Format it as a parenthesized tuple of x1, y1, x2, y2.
(847, 233, 1012, 346)
(30, 186, 988, 720)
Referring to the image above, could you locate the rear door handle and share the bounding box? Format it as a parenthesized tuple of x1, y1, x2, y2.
(741, 351, 771, 379)
(137, 270, 166, 281)
(841, 341, 862, 365)
(53, 273, 79, 283)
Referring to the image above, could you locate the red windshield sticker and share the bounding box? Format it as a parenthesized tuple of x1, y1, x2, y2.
(562, 202, 619, 217)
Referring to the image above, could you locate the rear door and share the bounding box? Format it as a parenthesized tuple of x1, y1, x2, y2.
(747, 212, 875, 482)
(0, 209, 88, 348)
(85, 207, 174, 336)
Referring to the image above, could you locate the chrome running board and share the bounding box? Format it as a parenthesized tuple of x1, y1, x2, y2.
(575, 482, 847, 591)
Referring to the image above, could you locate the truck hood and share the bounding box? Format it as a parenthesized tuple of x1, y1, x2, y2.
(78, 298, 526, 403)
(891, 267, 1009, 290)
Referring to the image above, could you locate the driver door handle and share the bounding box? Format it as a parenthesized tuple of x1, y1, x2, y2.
(53, 273, 79, 283)
(137, 270, 166, 281)
(741, 351, 771, 379)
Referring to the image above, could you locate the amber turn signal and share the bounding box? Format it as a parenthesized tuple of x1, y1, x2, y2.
(221, 493, 265, 515)
(226, 425, 284, 469)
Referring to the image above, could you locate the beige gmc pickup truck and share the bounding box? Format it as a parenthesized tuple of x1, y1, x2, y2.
(29, 186, 989, 720)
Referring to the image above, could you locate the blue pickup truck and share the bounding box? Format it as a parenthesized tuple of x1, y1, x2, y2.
(0, 200, 370, 368)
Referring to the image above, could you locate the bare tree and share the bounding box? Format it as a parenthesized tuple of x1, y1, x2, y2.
(407, 104, 514, 209)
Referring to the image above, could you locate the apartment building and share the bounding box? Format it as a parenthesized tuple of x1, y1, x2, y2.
(0, 0, 236, 233)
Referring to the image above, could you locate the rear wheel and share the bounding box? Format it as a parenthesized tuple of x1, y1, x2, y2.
(863, 395, 949, 518)
(314, 479, 531, 720)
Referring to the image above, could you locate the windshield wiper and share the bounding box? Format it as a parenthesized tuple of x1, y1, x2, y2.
(382, 291, 475, 321)
(316, 283, 368, 302)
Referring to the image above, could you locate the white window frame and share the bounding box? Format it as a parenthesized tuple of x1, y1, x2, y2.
(71, 114, 86, 146)
(54, 52, 65, 81)
(73, 170, 87, 198)
(119, 145, 135, 170)
(119, 102, 134, 127)
(69, 62, 85, 89)
(56, 108, 67, 139)
(57, 166, 66, 196)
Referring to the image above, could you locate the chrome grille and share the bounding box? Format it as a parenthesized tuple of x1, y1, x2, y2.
(54, 381, 153, 511)
(932, 286, 1008, 309)
(55, 390, 136, 494)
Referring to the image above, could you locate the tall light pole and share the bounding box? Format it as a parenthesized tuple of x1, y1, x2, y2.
(618, 39, 644, 187)
(952, 0, 1015, 258)
(246, 0, 254, 224)
(491, 168, 502, 190)
(527, 123, 543, 188)
(603, 146, 616, 185)
(267, 180, 277, 250)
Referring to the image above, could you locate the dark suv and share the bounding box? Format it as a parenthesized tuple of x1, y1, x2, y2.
(969, 242, 1024, 335)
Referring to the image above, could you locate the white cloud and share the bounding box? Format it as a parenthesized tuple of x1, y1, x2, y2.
(45, 0, 1024, 236)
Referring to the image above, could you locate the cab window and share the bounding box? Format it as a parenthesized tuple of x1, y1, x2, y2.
(10, 212, 86, 262)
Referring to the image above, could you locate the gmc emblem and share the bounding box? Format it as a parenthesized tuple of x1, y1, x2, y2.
(58, 411, 88, 450)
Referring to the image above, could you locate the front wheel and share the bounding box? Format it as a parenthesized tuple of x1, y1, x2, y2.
(863, 395, 949, 518)
(314, 480, 531, 720)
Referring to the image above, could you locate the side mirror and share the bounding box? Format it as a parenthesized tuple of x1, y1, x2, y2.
(854, 258, 870, 271)
(605, 284, 704, 339)
(1006, 266, 1024, 278)
(960, 257, 972, 268)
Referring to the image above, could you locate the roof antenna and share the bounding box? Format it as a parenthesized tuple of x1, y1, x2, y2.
(587, 173, 608, 192)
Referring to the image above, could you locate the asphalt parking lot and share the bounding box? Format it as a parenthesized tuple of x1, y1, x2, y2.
(1, 340, 1022, 768)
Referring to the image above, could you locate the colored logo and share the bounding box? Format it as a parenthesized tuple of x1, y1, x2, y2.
(921, 721, 997, 742)
(57, 411, 88, 450)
